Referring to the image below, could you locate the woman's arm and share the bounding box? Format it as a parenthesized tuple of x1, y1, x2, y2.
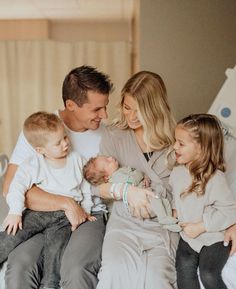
(98, 182, 155, 219)
(99, 127, 155, 219)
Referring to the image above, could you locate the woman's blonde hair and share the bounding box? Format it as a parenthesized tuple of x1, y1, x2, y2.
(113, 71, 176, 151)
(179, 114, 225, 197)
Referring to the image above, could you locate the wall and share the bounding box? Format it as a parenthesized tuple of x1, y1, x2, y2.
(0, 20, 132, 155)
(0, 19, 131, 41)
(139, 0, 236, 120)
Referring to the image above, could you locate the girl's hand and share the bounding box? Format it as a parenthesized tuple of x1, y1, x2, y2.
(3, 214, 22, 235)
(181, 221, 205, 239)
(127, 185, 155, 219)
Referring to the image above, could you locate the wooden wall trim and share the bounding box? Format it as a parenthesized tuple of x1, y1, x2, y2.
(0, 20, 49, 40)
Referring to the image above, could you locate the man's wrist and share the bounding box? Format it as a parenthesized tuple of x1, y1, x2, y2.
(60, 196, 77, 211)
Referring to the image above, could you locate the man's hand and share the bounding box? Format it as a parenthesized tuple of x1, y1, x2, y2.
(87, 214, 97, 222)
(224, 223, 236, 255)
(181, 221, 205, 239)
(127, 185, 155, 219)
(3, 214, 22, 235)
(64, 199, 88, 231)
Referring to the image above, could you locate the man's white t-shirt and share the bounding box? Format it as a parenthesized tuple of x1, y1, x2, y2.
(10, 110, 106, 212)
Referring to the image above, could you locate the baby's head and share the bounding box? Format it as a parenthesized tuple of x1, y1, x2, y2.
(83, 156, 119, 186)
(23, 111, 69, 159)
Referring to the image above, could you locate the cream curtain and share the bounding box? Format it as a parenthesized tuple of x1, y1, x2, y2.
(0, 40, 131, 156)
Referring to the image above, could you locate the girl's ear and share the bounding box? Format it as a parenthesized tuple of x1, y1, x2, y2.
(66, 100, 78, 112)
(35, 146, 45, 155)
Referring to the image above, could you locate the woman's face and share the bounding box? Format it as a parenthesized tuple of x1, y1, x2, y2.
(122, 94, 142, 130)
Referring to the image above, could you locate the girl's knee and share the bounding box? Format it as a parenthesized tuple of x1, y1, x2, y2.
(200, 268, 220, 288)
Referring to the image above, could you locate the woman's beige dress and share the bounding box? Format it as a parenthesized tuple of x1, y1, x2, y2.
(97, 126, 179, 289)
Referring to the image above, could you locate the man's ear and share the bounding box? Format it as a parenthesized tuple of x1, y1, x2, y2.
(35, 146, 45, 155)
(66, 100, 78, 112)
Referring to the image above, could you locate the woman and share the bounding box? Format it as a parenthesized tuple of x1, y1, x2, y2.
(96, 71, 179, 289)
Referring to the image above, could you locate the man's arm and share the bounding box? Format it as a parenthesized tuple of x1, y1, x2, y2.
(25, 187, 88, 231)
(3, 163, 87, 231)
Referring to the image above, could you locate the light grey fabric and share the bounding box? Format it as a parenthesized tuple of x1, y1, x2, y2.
(98, 126, 179, 289)
(97, 202, 179, 289)
(1, 212, 105, 289)
(60, 212, 105, 289)
(111, 167, 181, 232)
(170, 166, 236, 253)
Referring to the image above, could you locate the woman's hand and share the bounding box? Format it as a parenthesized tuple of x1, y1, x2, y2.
(127, 185, 155, 219)
(224, 223, 236, 255)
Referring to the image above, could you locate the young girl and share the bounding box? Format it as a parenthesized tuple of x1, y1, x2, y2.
(170, 113, 236, 289)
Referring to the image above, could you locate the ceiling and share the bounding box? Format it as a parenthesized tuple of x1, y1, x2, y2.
(0, 0, 135, 21)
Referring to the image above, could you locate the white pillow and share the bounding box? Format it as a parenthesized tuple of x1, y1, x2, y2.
(224, 129, 236, 198)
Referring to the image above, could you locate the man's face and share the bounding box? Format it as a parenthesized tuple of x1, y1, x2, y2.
(72, 90, 109, 131)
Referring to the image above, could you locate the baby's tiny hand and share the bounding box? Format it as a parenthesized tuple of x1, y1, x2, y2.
(87, 214, 97, 222)
(3, 214, 22, 235)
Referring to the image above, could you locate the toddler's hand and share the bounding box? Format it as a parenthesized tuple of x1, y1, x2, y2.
(181, 221, 205, 239)
(87, 214, 97, 222)
(3, 214, 22, 235)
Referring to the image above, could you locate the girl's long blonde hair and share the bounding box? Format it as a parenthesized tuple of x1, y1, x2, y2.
(114, 71, 176, 151)
(179, 114, 225, 197)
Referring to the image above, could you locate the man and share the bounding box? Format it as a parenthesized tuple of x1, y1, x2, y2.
(2, 65, 113, 289)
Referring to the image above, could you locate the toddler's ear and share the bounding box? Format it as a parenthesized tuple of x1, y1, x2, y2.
(35, 146, 45, 155)
(103, 176, 109, 183)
